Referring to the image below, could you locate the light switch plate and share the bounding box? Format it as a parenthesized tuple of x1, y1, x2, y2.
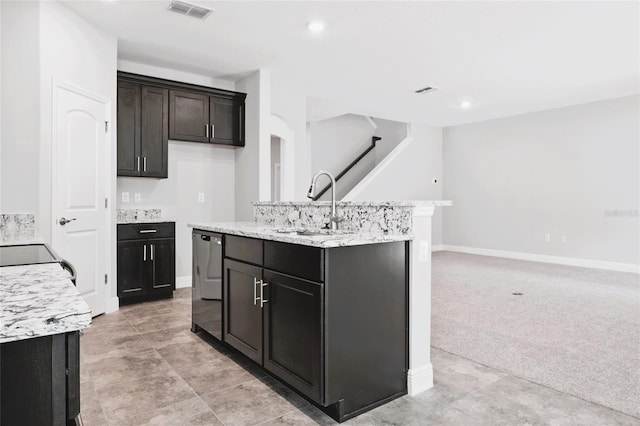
(121, 192, 130, 203)
(198, 192, 205, 203)
(134, 193, 141, 203)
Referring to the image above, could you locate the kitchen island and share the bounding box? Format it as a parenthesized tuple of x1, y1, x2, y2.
(1, 255, 91, 425)
(189, 199, 450, 422)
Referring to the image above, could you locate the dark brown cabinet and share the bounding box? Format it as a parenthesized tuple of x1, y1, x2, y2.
(216, 234, 407, 423)
(117, 81, 168, 178)
(223, 259, 263, 363)
(169, 90, 243, 146)
(117, 222, 175, 304)
(1, 331, 80, 425)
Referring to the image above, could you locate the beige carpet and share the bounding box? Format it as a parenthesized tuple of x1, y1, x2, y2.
(431, 251, 640, 418)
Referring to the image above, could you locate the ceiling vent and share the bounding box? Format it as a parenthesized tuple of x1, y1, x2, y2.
(167, 0, 213, 20)
(415, 86, 436, 94)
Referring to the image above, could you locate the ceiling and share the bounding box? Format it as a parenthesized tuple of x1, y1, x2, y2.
(63, 1, 639, 127)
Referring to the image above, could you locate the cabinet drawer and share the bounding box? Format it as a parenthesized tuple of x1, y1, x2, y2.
(225, 235, 263, 265)
(264, 241, 324, 282)
(117, 222, 175, 240)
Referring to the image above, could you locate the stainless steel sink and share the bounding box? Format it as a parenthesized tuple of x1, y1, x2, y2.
(275, 228, 354, 237)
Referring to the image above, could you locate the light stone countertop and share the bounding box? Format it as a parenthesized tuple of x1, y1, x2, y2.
(0, 263, 92, 343)
(117, 218, 175, 224)
(188, 221, 412, 248)
(253, 200, 453, 207)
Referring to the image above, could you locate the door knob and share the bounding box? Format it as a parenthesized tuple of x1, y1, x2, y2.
(59, 217, 77, 226)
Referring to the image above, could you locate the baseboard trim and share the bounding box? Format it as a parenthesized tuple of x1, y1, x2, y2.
(106, 296, 120, 313)
(432, 244, 445, 252)
(176, 275, 192, 289)
(442, 245, 640, 273)
(407, 364, 434, 396)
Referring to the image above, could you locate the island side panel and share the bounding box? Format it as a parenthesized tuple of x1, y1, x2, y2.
(324, 241, 408, 419)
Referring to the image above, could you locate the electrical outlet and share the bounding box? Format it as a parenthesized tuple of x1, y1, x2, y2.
(121, 192, 130, 203)
(134, 193, 141, 203)
(198, 192, 205, 203)
(561, 235, 567, 243)
(544, 234, 551, 242)
(418, 241, 430, 262)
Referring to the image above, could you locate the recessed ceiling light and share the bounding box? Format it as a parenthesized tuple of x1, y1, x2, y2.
(459, 100, 472, 109)
(308, 21, 325, 33)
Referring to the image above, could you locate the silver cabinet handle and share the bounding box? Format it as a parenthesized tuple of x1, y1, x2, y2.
(150, 244, 154, 261)
(260, 281, 268, 308)
(137, 156, 140, 171)
(143, 244, 147, 261)
(205, 124, 209, 138)
(123, 288, 142, 293)
(253, 278, 261, 306)
(59, 217, 77, 226)
(139, 229, 157, 234)
(143, 157, 147, 172)
(211, 124, 215, 138)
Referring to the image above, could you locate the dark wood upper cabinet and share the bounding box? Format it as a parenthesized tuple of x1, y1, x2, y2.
(169, 90, 244, 146)
(168, 90, 209, 143)
(117, 82, 141, 176)
(117, 71, 246, 177)
(117, 80, 168, 178)
(141, 86, 169, 177)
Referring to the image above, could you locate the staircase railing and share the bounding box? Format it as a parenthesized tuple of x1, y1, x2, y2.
(311, 136, 381, 201)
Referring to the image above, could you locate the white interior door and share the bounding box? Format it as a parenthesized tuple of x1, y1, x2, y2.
(53, 83, 109, 317)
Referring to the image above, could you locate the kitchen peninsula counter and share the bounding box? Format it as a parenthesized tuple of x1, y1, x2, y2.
(0, 262, 91, 343)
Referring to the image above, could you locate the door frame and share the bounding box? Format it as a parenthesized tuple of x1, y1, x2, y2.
(50, 79, 113, 316)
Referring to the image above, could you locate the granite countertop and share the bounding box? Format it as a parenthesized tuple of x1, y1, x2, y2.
(117, 218, 175, 224)
(0, 263, 92, 343)
(253, 200, 453, 207)
(188, 222, 412, 248)
(0, 229, 43, 246)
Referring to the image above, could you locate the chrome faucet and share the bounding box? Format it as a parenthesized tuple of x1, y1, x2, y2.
(307, 170, 342, 230)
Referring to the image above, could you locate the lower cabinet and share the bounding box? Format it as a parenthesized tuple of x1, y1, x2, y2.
(117, 223, 175, 304)
(221, 235, 407, 422)
(224, 260, 323, 403)
(0, 331, 80, 426)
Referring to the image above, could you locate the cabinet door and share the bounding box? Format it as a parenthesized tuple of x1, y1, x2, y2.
(223, 259, 263, 363)
(140, 86, 168, 178)
(149, 238, 175, 293)
(210, 96, 235, 145)
(117, 81, 141, 176)
(117, 240, 149, 298)
(169, 90, 209, 143)
(263, 270, 323, 404)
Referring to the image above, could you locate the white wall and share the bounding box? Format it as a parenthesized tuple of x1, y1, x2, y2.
(443, 95, 640, 267)
(0, 1, 40, 214)
(271, 75, 310, 200)
(38, 1, 118, 242)
(310, 114, 375, 176)
(347, 124, 444, 245)
(235, 69, 270, 220)
(117, 61, 238, 281)
(117, 142, 235, 279)
(373, 117, 408, 164)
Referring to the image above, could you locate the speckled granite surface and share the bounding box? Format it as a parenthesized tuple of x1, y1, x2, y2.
(116, 208, 168, 223)
(0, 213, 37, 244)
(253, 200, 451, 233)
(0, 263, 91, 343)
(188, 222, 411, 248)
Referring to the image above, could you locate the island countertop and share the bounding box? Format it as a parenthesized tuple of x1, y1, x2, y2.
(188, 221, 412, 248)
(0, 263, 92, 343)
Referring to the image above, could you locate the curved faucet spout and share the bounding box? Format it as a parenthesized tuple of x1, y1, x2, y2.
(307, 170, 341, 230)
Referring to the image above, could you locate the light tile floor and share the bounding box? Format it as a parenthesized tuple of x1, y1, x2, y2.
(79, 289, 640, 426)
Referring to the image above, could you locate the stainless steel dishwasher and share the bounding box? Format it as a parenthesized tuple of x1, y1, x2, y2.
(191, 229, 223, 340)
